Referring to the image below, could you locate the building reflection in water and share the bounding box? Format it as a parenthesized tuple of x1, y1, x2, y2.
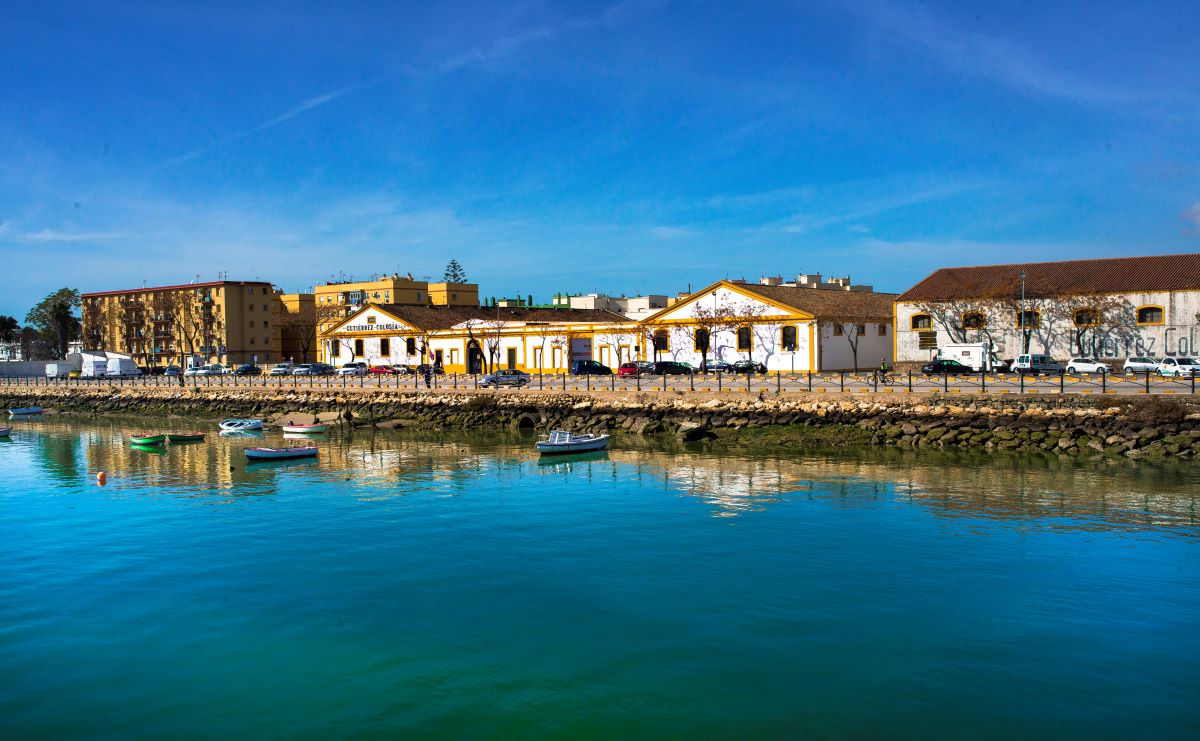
(13, 415, 1200, 533)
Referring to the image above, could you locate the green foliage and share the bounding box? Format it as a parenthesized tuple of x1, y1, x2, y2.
(25, 288, 81, 359)
(443, 258, 468, 283)
(0, 315, 19, 343)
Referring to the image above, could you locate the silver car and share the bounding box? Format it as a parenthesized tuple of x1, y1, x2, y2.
(479, 369, 530, 388)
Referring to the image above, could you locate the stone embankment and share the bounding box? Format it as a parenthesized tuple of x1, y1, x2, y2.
(3, 386, 1199, 458)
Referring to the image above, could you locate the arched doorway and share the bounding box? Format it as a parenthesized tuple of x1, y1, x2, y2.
(467, 339, 485, 373)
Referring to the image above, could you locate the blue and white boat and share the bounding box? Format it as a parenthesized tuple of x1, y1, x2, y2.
(0, 425, 12, 436)
(219, 418, 263, 431)
(535, 430, 610, 455)
(8, 406, 43, 416)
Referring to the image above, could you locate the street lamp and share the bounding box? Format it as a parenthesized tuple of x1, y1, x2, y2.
(1019, 271, 1027, 354)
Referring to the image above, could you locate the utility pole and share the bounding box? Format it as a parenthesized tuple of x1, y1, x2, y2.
(1019, 271, 1027, 354)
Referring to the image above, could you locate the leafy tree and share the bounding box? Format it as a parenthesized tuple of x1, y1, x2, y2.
(0, 315, 19, 344)
(25, 288, 81, 359)
(443, 258, 468, 283)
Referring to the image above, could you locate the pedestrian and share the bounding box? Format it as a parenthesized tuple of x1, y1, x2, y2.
(423, 363, 432, 389)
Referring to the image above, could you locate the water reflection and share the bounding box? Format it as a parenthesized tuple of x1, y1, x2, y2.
(3, 414, 1198, 534)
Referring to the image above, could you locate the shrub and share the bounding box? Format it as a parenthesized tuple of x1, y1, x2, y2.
(1125, 396, 1190, 425)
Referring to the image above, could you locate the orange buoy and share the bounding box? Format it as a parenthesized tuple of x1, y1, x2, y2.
(96, 472, 107, 486)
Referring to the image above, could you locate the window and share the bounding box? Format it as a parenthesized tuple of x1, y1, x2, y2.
(877, 324, 888, 336)
(1074, 309, 1099, 326)
(367, 316, 376, 325)
(653, 330, 669, 352)
(1137, 306, 1164, 325)
(736, 326, 752, 351)
(380, 338, 390, 356)
(249, 320, 255, 328)
(962, 311, 986, 329)
(855, 324, 866, 336)
(781, 325, 798, 351)
(263, 320, 269, 328)
(249, 303, 254, 311)
(1016, 310, 1040, 329)
(354, 339, 364, 357)
(694, 328, 710, 352)
(406, 338, 417, 355)
(249, 337, 255, 345)
(911, 314, 932, 330)
(833, 324, 844, 336)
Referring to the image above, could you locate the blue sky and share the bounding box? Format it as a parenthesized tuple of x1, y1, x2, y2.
(2, 0, 1199, 317)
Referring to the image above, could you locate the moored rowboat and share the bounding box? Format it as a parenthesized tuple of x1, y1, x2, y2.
(130, 433, 166, 446)
(245, 446, 318, 460)
(0, 426, 11, 436)
(535, 430, 610, 455)
(9, 406, 43, 416)
(219, 419, 263, 431)
(280, 423, 328, 434)
(167, 432, 205, 443)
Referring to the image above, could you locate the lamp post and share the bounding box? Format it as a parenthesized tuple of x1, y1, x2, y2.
(1019, 271, 1027, 354)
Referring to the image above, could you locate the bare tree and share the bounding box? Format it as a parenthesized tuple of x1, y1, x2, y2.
(529, 321, 566, 373)
(281, 303, 341, 362)
(819, 304, 887, 372)
(689, 303, 739, 371)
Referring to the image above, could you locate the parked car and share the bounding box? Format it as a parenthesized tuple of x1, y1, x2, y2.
(293, 363, 334, 376)
(68, 369, 82, 379)
(617, 361, 655, 377)
(1157, 357, 1200, 377)
(1122, 356, 1159, 375)
(368, 364, 395, 375)
(269, 362, 296, 376)
(479, 369, 530, 388)
(1011, 354, 1064, 375)
(571, 360, 612, 375)
(1065, 358, 1109, 375)
(653, 361, 694, 376)
(337, 362, 369, 377)
(184, 364, 224, 377)
(416, 363, 445, 376)
(921, 359, 974, 375)
(699, 359, 733, 373)
(163, 366, 182, 377)
(234, 364, 262, 376)
(730, 360, 768, 374)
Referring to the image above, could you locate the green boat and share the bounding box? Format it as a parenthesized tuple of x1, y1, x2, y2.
(130, 443, 166, 454)
(167, 432, 205, 443)
(130, 433, 166, 446)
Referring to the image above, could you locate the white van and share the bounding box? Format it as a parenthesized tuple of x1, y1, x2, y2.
(1012, 354, 1064, 375)
(45, 362, 74, 378)
(939, 343, 1009, 373)
(81, 358, 108, 378)
(106, 357, 142, 378)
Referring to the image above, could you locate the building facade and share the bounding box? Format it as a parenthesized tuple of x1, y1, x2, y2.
(323, 304, 635, 374)
(82, 281, 281, 368)
(894, 254, 1200, 364)
(640, 279, 895, 372)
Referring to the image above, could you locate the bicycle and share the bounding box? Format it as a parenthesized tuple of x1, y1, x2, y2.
(873, 369, 896, 386)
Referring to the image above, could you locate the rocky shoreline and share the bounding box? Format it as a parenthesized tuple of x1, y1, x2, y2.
(3, 386, 1199, 459)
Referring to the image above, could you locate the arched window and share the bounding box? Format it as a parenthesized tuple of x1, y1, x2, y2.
(911, 314, 932, 330)
(694, 328, 710, 352)
(1136, 306, 1164, 325)
(962, 311, 987, 330)
(1016, 310, 1040, 329)
(781, 325, 798, 351)
(653, 329, 669, 352)
(1074, 308, 1099, 326)
(736, 326, 752, 351)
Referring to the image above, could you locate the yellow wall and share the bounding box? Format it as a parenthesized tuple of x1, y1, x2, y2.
(428, 282, 479, 306)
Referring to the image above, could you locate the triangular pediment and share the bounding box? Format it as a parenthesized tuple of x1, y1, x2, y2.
(642, 280, 811, 324)
(329, 304, 419, 334)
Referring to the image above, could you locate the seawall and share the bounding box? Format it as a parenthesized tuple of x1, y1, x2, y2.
(3, 386, 1199, 459)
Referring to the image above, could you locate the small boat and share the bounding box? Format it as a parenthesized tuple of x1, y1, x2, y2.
(535, 430, 610, 455)
(0, 426, 11, 437)
(280, 423, 328, 434)
(244, 446, 318, 460)
(167, 432, 205, 443)
(9, 406, 43, 416)
(219, 419, 263, 431)
(130, 433, 166, 446)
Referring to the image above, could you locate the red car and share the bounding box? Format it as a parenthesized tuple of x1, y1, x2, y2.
(368, 364, 395, 375)
(617, 361, 655, 377)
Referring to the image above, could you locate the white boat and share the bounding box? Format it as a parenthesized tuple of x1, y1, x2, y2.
(535, 430, 610, 455)
(0, 426, 11, 436)
(244, 446, 318, 460)
(219, 419, 263, 431)
(9, 406, 43, 416)
(281, 423, 328, 434)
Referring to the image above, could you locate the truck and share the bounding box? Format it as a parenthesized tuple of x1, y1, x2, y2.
(81, 357, 108, 378)
(45, 362, 75, 379)
(938, 343, 1009, 373)
(106, 357, 142, 378)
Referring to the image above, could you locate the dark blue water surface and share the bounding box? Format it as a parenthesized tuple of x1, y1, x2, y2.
(2, 415, 1198, 738)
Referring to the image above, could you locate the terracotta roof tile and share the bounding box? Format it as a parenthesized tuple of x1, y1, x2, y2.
(735, 283, 897, 319)
(897, 253, 1200, 302)
(373, 304, 630, 330)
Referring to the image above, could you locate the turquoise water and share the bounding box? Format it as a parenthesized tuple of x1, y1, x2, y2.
(2, 416, 1199, 738)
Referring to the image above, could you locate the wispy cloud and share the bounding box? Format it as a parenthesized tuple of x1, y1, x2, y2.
(17, 228, 125, 243)
(1183, 202, 1200, 236)
(836, 0, 1137, 104)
